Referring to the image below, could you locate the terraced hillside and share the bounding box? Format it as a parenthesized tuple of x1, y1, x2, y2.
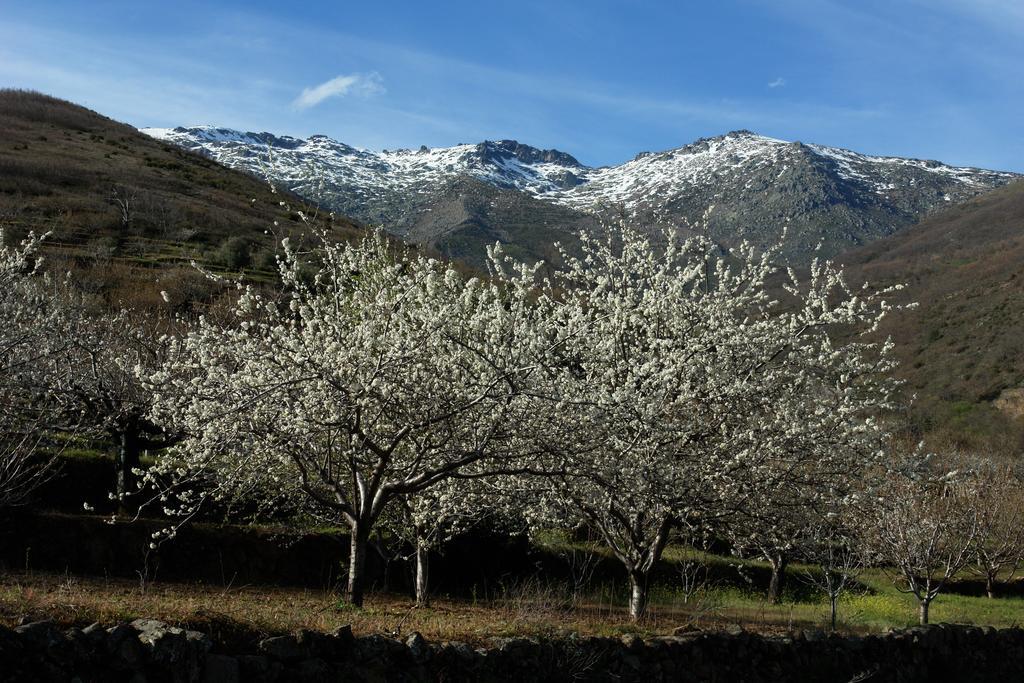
(0, 90, 362, 307)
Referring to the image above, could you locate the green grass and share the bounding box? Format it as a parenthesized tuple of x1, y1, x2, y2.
(536, 534, 1024, 634)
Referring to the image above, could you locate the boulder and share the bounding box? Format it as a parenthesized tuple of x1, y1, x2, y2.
(202, 654, 240, 683)
(236, 654, 281, 683)
(14, 620, 68, 655)
(130, 618, 213, 683)
(259, 634, 306, 661)
(106, 624, 146, 671)
(290, 657, 331, 683)
(405, 631, 431, 664)
(672, 624, 702, 636)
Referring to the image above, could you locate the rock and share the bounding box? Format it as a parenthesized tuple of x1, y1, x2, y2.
(802, 628, 827, 643)
(672, 624, 702, 637)
(725, 623, 745, 637)
(290, 657, 331, 683)
(406, 631, 430, 662)
(81, 622, 106, 646)
(237, 654, 281, 683)
(185, 630, 213, 651)
(11, 617, 1024, 683)
(203, 654, 239, 683)
(330, 624, 354, 644)
(0, 626, 26, 673)
(440, 640, 477, 663)
(620, 652, 643, 672)
(106, 623, 135, 646)
(15, 620, 69, 658)
(130, 618, 212, 683)
(619, 634, 643, 650)
(354, 634, 410, 664)
(493, 636, 536, 655)
(259, 634, 306, 661)
(295, 628, 337, 659)
(64, 627, 96, 663)
(106, 624, 146, 671)
(653, 635, 695, 647)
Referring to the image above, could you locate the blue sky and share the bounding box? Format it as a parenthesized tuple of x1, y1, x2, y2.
(2, 0, 1022, 170)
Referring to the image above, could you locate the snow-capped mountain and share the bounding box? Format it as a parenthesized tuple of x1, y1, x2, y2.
(143, 126, 1019, 265)
(145, 127, 587, 202)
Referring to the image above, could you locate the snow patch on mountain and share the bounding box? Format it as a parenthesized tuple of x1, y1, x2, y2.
(144, 126, 1016, 216)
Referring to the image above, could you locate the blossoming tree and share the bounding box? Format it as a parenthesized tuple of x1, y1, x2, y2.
(35, 304, 181, 515)
(381, 479, 497, 606)
(145, 231, 542, 606)
(0, 231, 62, 509)
(521, 225, 900, 620)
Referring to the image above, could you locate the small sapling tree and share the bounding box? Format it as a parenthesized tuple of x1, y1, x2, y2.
(868, 469, 979, 625)
(799, 516, 866, 632)
(384, 479, 494, 606)
(964, 459, 1024, 598)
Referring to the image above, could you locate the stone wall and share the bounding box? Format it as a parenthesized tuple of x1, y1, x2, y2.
(2, 618, 1022, 682)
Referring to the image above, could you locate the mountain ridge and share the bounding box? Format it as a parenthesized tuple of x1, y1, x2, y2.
(143, 125, 1019, 266)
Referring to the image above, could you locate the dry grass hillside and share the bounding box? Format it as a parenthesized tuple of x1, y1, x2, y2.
(0, 89, 363, 307)
(840, 180, 1024, 450)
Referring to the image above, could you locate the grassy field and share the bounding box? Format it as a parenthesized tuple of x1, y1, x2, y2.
(13, 462, 1024, 643)
(3, 539, 1022, 649)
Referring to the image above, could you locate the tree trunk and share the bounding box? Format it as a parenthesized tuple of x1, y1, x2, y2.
(415, 535, 430, 607)
(767, 552, 788, 604)
(829, 594, 838, 632)
(986, 572, 996, 599)
(628, 571, 649, 622)
(115, 429, 140, 517)
(919, 599, 930, 625)
(347, 524, 369, 607)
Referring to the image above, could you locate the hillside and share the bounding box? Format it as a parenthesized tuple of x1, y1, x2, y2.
(5, 91, 1022, 448)
(0, 90, 362, 307)
(839, 179, 1024, 448)
(145, 127, 1018, 265)
(398, 176, 596, 268)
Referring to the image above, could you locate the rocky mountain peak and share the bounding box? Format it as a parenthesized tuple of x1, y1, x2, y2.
(142, 125, 1019, 265)
(474, 140, 584, 169)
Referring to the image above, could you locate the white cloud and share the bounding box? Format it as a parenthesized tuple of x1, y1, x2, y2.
(768, 77, 786, 89)
(292, 72, 384, 109)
